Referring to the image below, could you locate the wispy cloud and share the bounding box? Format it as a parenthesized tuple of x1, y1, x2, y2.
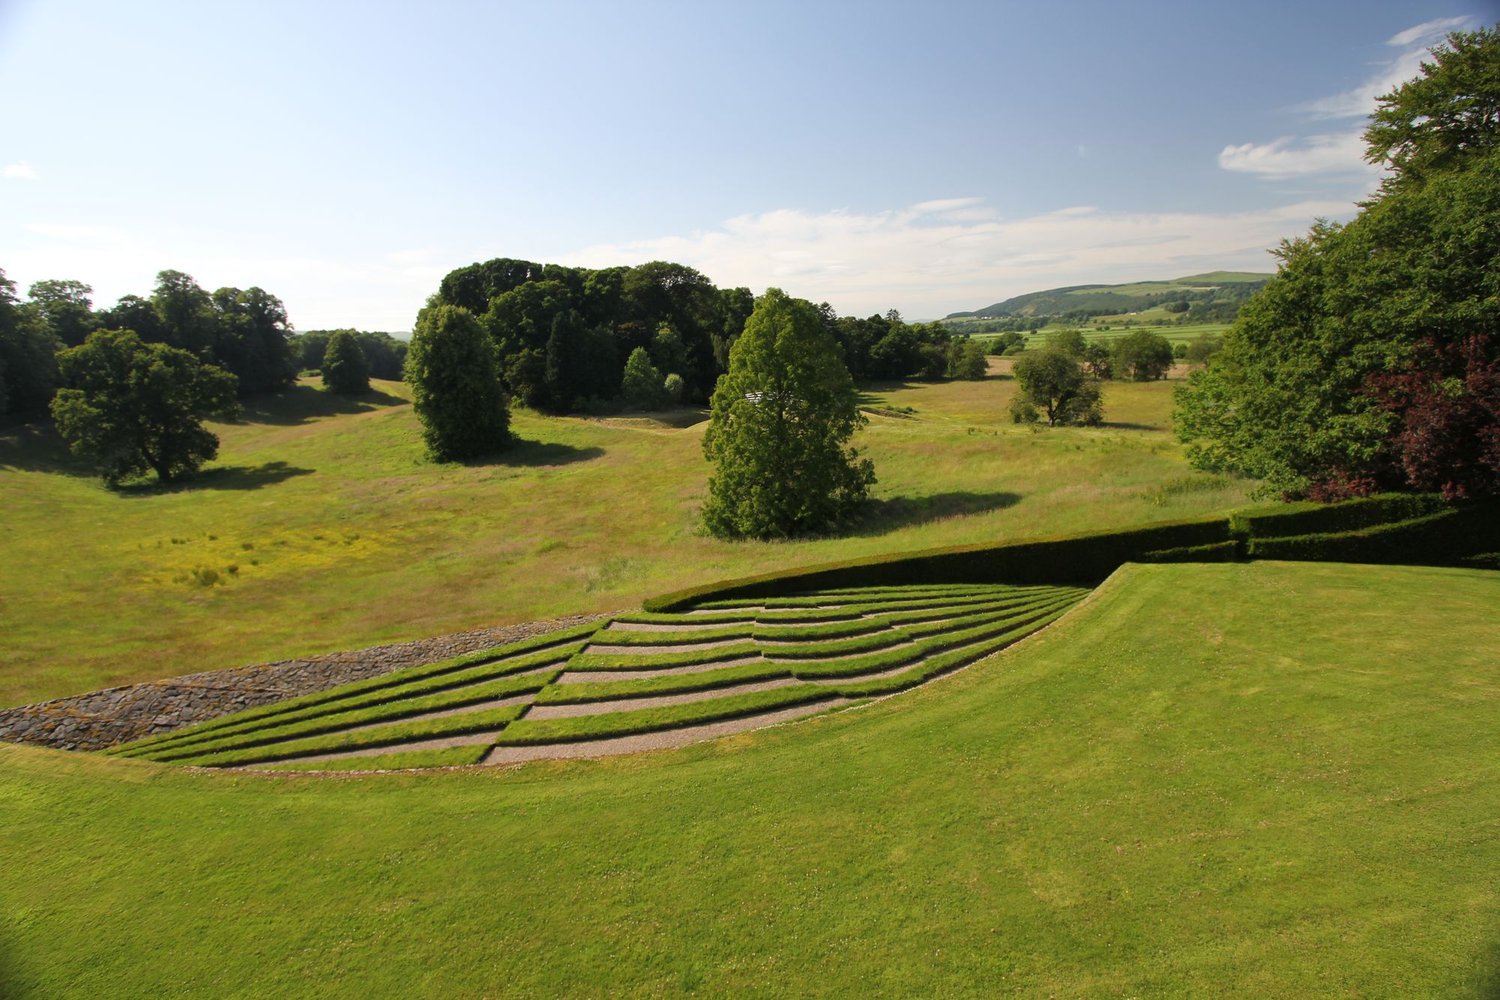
(1219, 15, 1476, 180)
(3, 161, 37, 180)
(563, 197, 1357, 318)
(1218, 132, 1373, 179)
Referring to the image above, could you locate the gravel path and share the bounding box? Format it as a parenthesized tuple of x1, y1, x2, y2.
(558, 656, 767, 681)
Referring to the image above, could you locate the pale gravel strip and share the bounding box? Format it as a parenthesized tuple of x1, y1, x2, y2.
(481, 699, 852, 765)
(523, 678, 802, 720)
(761, 637, 921, 660)
(584, 638, 751, 655)
(558, 656, 766, 682)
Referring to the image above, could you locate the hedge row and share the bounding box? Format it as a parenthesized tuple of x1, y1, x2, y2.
(1230, 493, 1448, 540)
(495, 684, 840, 746)
(141, 670, 559, 763)
(175, 703, 529, 768)
(644, 516, 1233, 611)
(1247, 504, 1500, 566)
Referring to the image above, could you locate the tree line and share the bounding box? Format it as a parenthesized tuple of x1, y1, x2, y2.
(420, 257, 988, 419)
(1175, 25, 1500, 501)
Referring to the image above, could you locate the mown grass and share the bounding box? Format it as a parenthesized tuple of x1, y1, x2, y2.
(2, 561, 1497, 996)
(0, 367, 1251, 707)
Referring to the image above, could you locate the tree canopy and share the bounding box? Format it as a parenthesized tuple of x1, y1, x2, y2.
(405, 304, 510, 462)
(702, 289, 874, 539)
(50, 329, 239, 486)
(1010, 348, 1103, 427)
(1175, 26, 1500, 499)
(321, 330, 371, 395)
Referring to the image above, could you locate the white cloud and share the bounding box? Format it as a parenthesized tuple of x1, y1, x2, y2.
(1218, 132, 1377, 179)
(1387, 15, 1472, 48)
(3, 161, 37, 180)
(1222, 15, 1476, 181)
(562, 196, 1357, 319)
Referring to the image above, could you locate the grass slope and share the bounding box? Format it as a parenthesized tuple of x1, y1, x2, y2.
(2, 561, 1497, 996)
(0, 369, 1251, 706)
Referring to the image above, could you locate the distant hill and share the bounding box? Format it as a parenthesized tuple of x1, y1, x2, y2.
(947, 272, 1272, 320)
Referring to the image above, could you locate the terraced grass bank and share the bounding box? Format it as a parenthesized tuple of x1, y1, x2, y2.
(109, 583, 1088, 770)
(4, 561, 1498, 997)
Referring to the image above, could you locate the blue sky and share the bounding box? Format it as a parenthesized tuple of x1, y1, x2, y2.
(0, 1, 1492, 330)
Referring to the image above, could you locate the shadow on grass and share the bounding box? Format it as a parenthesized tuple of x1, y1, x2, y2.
(236, 384, 408, 426)
(1099, 421, 1164, 432)
(853, 490, 1021, 536)
(463, 439, 604, 468)
(0, 419, 93, 475)
(115, 461, 315, 496)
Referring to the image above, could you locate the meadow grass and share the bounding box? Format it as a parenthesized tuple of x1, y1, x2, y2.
(0, 367, 1251, 706)
(1, 561, 1497, 996)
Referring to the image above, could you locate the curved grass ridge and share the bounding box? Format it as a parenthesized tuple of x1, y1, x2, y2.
(118, 583, 1087, 770)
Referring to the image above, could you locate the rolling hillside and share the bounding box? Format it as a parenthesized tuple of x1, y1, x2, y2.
(948, 271, 1271, 320)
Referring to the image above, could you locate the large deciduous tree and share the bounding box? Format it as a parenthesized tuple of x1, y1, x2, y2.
(406, 304, 510, 461)
(50, 329, 239, 486)
(0, 269, 61, 417)
(321, 329, 371, 394)
(702, 288, 874, 539)
(1011, 348, 1103, 426)
(1111, 330, 1174, 381)
(1175, 26, 1500, 500)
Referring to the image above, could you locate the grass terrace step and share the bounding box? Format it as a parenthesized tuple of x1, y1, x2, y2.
(113, 643, 583, 758)
(828, 606, 1076, 697)
(765, 593, 1078, 659)
(785, 597, 1083, 679)
(537, 662, 795, 704)
(109, 621, 603, 755)
(171, 703, 531, 768)
(565, 642, 761, 672)
(495, 685, 841, 746)
(588, 624, 756, 646)
(251, 744, 492, 772)
(140, 670, 559, 763)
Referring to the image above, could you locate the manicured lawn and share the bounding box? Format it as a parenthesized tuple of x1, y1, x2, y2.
(1, 561, 1496, 997)
(0, 367, 1249, 706)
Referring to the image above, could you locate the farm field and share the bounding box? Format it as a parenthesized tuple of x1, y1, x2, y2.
(0, 363, 1251, 707)
(2, 560, 1497, 997)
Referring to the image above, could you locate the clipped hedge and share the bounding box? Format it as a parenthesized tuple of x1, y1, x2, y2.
(1247, 504, 1500, 566)
(1230, 493, 1447, 540)
(645, 516, 1233, 611)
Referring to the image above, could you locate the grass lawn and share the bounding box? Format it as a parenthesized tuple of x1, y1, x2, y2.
(0, 366, 1251, 706)
(1, 560, 1497, 997)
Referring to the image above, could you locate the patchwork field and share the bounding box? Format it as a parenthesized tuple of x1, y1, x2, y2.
(0, 364, 1250, 707)
(2, 561, 1497, 997)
